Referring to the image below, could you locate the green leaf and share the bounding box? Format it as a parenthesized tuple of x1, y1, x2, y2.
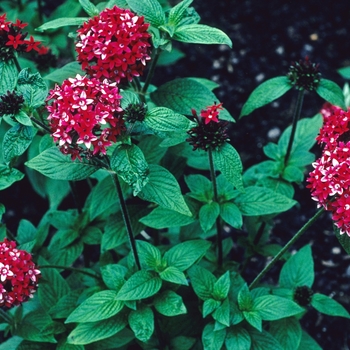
(3, 124, 35, 164)
(253, 295, 304, 321)
(173, 24, 232, 47)
(213, 271, 230, 300)
(297, 331, 322, 350)
(154, 290, 187, 316)
(128, 305, 154, 342)
(36, 17, 89, 32)
(16, 69, 48, 109)
(187, 265, 216, 300)
(213, 143, 244, 192)
(311, 293, 350, 318)
(116, 270, 162, 300)
(278, 114, 323, 156)
(139, 206, 195, 229)
(169, 0, 193, 26)
(203, 298, 221, 317)
(249, 328, 283, 350)
(338, 66, 350, 79)
(66, 290, 123, 323)
(126, 0, 166, 27)
(279, 245, 314, 288)
(282, 165, 304, 183)
(0, 337, 23, 350)
(199, 201, 220, 232)
(49, 289, 82, 319)
(43, 62, 85, 84)
(225, 326, 252, 350)
(17, 219, 36, 245)
(240, 76, 292, 117)
(316, 78, 347, 110)
(0, 60, 17, 95)
(100, 264, 127, 291)
(225, 326, 251, 350)
(151, 78, 234, 122)
(238, 284, 254, 311)
(185, 174, 213, 202)
(26, 147, 98, 180)
(89, 174, 118, 220)
(159, 266, 189, 285)
(164, 239, 211, 271)
(137, 135, 168, 164)
(67, 314, 127, 345)
(84, 328, 134, 349)
(270, 317, 302, 350)
(101, 208, 147, 252)
(202, 323, 226, 350)
(38, 257, 71, 312)
(14, 111, 33, 126)
(234, 186, 296, 216)
(110, 144, 149, 196)
(79, 0, 99, 16)
(335, 225, 350, 255)
(0, 165, 24, 190)
(144, 107, 192, 135)
(136, 240, 162, 269)
(220, 202, 242, 228)
(212, 297, 230, 327)
(138, 164, 191, 215)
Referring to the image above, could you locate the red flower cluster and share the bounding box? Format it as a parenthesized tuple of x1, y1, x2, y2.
(0, 238, 40, 308)
(0, 13, 47, 60)
(307, 103, 350, 235)
(75, 6, 151, 83)
(46, 74, 125, 160)
(199, 102, 224, 124)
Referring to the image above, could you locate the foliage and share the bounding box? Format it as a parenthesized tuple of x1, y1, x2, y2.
(0, 0, 349, 349)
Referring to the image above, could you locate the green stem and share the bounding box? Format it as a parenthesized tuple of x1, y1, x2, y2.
(141, 48, 160, 97)
(40, 265, 102, 280)
(37, 0, 43, 24)
(0, 308, 13, 324)
(284, 89, 305, 166)
(110, 172, 141, 270)
(249, 207, 324, 289)
(6, 228, 17, 241)
(12, 56, 21, 73)
(69, 181, 82, 214)
(208, 148, 222, 266)
(253, 221, 266, 246)
(30, 115, 51, 133)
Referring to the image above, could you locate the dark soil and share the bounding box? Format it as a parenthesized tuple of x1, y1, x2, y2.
(2, 0, 350, 349)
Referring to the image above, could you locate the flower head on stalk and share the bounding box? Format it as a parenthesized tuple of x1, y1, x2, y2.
(0, 13, 45, 60)
(0, 238, 41, 308)
(307, 103, 350, 236)
(187, 103, 230, 151)
(46, 74, 125, 160)
(287, 56, 321, 91)
(75, 6, 151, 83)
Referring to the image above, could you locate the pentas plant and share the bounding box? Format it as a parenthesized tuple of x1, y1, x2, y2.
(0, 0, 350, 349)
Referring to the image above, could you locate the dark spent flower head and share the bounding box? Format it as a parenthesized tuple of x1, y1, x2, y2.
(0, 238, 41, 308)
(0, 90, 24, 117)
(32, 47, 57, 70)
(187, 102, 229, 151)
(123, 102, 148, 123)
(287, 56, 321, 91)
(75, 6, 152, 83)
(293, 285, 314, 307)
